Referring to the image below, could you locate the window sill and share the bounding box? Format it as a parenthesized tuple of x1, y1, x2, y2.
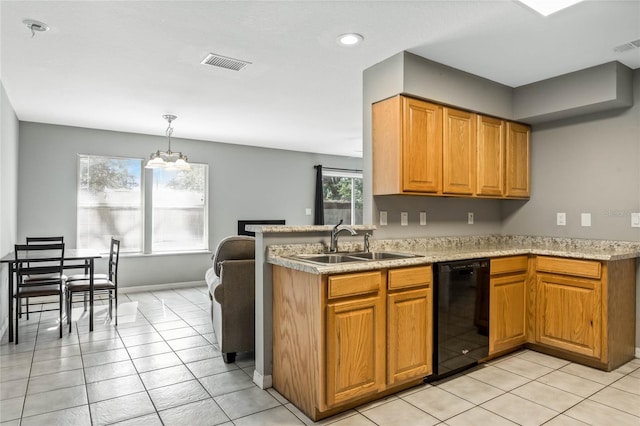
(121, 250, 212, 259)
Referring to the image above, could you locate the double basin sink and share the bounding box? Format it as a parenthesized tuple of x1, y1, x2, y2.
(289, 251, 422, 265)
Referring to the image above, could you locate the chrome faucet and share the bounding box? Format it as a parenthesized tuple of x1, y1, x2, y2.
(329, 219, 357, 253)
(364, 233, 371, 253)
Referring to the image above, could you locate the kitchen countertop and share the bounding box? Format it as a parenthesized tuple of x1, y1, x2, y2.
(267, 235, 640, 275)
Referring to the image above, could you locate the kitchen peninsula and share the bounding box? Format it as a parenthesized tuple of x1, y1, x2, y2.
(250, 225, 639, 420)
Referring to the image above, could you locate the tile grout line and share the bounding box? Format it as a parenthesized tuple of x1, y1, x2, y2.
(76, 319, 95, 426)
(115, 295, 163, 426)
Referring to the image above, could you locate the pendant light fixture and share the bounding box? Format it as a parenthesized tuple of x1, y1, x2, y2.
(145, 114, 190, 170)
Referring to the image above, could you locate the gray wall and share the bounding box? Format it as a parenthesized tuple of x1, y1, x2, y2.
(364, 54, 639, 351)
(503, 69, 640, 351)
(363, 51, 513, 237)
(0, 81, 19, 338)
(502, 69, 640, 242)
(17, 122, 362, 288)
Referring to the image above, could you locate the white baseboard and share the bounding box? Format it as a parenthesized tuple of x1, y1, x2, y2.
(119, 280, 206, 294)
(253, 370, 273, 389)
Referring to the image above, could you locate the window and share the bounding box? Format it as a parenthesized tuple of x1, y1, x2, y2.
(152, 165, 208, 252)
(322, 169, 363, 225)
(77, 155, 208, 253)
(77, 156, 143, 252)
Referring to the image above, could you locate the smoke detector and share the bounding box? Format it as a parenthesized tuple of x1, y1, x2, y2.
(201, 53, 251, 71)
(614, 39, 640, 53)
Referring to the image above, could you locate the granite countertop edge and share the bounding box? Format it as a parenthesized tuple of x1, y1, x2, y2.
(267, 246, 640, 275)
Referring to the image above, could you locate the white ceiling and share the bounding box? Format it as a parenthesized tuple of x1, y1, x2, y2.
(1, 1, 639, 157)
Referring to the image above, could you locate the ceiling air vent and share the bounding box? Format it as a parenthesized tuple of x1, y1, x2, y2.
(614, 39, 640, 53)
(201, 53, 251, 71)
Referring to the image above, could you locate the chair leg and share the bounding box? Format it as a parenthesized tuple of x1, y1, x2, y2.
(59, 291, 63, 338)
(26, 297, 29, 320)
(83, 292, 88, 311)
(68, 291, 73, 333)
(114, 291, 118, 326)
(14, 297, 19, 345)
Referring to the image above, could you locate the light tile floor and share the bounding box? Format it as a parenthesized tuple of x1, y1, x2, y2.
(1, 285, 639, 425)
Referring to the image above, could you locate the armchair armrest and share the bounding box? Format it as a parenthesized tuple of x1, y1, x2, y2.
(212, 259, 256, 355)
(213, 259, 255, 305)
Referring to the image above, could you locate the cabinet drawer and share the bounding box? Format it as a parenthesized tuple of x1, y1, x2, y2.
(328, 271, 382, 300)
(536, 256, 601, 279)
(491, 255, 528, 276)
(388, 266, 432, 290)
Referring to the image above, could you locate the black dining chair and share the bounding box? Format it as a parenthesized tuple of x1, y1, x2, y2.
(14, 242, 66, 343)
(21, 236, 66, 320)
(66, 237, 120, 331)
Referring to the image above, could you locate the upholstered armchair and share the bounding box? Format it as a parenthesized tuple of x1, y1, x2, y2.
(205, 236, 255, 363)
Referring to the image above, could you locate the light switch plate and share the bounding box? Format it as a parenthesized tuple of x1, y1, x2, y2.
(420, 211, 427, 226)
(468, 212, 474, 225)
(401, 212, 408, 226)
(379, 211, 387, 226)
(305, 208, 312, 216)
(632, 212, 640, 228)
(557, 212, 566, 226)
(581, 213, 591, 227)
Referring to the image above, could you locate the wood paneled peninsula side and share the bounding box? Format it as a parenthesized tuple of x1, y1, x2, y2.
(268, 234, 639, 419)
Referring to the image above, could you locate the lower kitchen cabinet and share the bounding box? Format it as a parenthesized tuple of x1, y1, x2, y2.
(387, 267, 433, 385)
(326, 293, 385, 406)
(272, 265, 432, 421)
(535, 272, 602, 358)
(489, 256, 528, 355)
(532, 256, 636, 370)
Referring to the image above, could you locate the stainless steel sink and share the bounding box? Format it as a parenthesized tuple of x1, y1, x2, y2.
(349, 251, 418, 260)
(289, 251, 421, 265)
(290, 253, 364, 264)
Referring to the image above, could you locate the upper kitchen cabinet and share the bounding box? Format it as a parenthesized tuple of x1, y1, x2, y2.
(476, 115, 505, 197)
(505, 122, 530, 198)
(372, 94, 530, 200)
(443, 108, 476, 195)
(373, 96, 442, 195)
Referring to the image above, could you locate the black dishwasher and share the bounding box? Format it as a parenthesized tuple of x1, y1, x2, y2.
(428, 258, 490, 381)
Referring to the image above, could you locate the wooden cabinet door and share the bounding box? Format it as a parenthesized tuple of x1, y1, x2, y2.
(443, 108, 476, 195)
(477, 116, 505, 196)
(387, 287, 432, 385)
(326, 296, 385, 407)
(535, 274, 602, 358)
(489, 274, 527, 354)
(402, 97, 442, 193)
(505, 122, 530, 198)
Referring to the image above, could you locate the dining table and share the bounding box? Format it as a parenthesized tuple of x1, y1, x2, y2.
(1, 248, 103, 342)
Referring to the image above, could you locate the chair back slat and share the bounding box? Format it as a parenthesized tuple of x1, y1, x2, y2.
(26, 236, 64, 244)
(14, 243, 65, 285)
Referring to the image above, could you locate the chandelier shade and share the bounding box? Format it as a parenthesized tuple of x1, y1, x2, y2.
(145, 115, 190, 170)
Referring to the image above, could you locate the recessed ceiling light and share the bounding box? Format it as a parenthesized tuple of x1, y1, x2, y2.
(518, 0, 585, 16)
(337, 33, 364, 46)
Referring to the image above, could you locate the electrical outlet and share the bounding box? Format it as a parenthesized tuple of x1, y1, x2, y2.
(401, 212, 408, 226)
(581, 213, 591, 227)
(632, 212, 640, 228)
(305, 208, 312, 216)
(557, 212, 566, 226)
(379, 211, 387, 226)
(420, 211, 427, 226)
(468, 212, 474, 225)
